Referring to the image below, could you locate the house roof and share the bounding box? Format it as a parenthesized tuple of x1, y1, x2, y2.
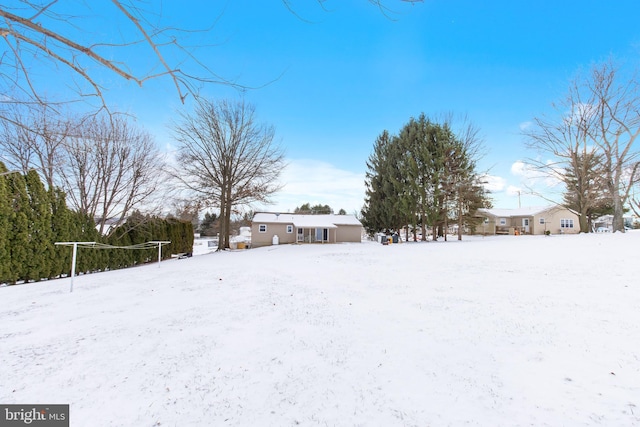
(478, 206, 557, 217)
(252, 212, 362, 228)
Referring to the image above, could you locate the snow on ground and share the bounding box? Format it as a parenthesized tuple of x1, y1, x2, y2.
(1, 232, 639, 426)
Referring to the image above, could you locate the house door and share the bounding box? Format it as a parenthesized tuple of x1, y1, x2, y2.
(522, 218, 530, 234)
(315, 228, 329, 242)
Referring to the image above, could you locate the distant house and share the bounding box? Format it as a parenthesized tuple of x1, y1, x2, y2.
(95, 217, 121, 235)
(476, 206, 580, 235)
(593, 214, 636, 232)
(251, 213, 363, 248)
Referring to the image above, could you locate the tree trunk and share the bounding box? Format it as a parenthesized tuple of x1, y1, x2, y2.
(457, 201, 463, 241)
(217, 202, 226, 251)
(611, 167, 626, 233)
(612, 194, 625, 232)
(224, 183, 233, 248)
(443, 213, 448, 242)
(420, 207, 427, 241)
(578, 210, 589, 233)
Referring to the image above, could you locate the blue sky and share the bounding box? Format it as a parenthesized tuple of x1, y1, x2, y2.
(26, 0, 640, 214)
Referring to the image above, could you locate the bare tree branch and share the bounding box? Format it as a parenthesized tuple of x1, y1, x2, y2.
(171, 98, 285, 250)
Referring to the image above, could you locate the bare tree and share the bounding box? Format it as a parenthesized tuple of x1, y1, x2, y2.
(172, 199, 202, 234)
(0, 102, 72, 189)
(523, 80, 605, 233)
(0, 1, 230, 113)
(171, 98, 285, 251)
(631, 182, 640, 219)
(587, 61, 640, 232)
(1, 0, 423, 117)
(60, 115, 166, 234)
(525, 61, 640, 233)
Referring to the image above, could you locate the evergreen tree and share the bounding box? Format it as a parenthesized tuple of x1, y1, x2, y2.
(442, 138, 491, 240)
(49, 188, 73, 278)
(25, 170, 53, 280)
(107, 229, 132, 269)
(199, 212, 218, 236)
(6, 172, 30, 283)
(362, 115, 490, 240)
(0, 162, 11, 283)
(361, 130, 401, 234)
(294, 203, 333, 214)
(562, 151, 608, 232)
(69, 212, 100, 274)
(400, 115, 447, 240)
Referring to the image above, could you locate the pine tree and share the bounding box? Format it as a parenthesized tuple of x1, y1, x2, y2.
(362, 115, 490, 240)
(294, 203, 333, 214)
(199, 212, 218, 237)
(361, 130, 403, 234)
(562, 151, 608, 232)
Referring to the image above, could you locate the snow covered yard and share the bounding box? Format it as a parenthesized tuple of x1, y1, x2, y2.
(1, 232, 639, 426)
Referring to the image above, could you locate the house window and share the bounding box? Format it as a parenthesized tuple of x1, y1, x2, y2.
(539, 218, 545, 225)
(484, 217, 489, 224)
(286, 225, 293, 233)
(499, 218, 506, 226)
(258, 224, 267, 233)
(560, 219, 574, 228)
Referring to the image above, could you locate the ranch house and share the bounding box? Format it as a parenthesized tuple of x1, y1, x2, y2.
(251, 213, 363, 248)
(476, 206, 580, 235)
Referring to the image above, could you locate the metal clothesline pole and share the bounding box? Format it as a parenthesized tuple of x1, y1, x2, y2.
(148, 241, 171, 268)
(54, 242, 95, 293)
(55, 240, 171, 292)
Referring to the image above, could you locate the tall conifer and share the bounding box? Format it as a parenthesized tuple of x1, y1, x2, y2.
(0, 162, 11, 282)
(6, 172, 30, 283)
(50, 188, 73, 277)
(25, 170, 53, 280)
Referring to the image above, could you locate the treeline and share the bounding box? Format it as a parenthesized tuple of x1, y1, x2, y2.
(0, 162, 193, 285)
(293, 203, 347, 215)
(361, 114, 491, 241)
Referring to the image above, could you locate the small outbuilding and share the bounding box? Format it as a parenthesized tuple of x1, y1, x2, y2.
(476, 206, 580, 235)
(251, 212, 363, 248)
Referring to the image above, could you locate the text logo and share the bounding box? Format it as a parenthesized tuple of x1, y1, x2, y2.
(0, 405, 69, 427)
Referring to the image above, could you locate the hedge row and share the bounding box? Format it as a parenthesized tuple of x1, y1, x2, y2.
(0, 162, 193, 284)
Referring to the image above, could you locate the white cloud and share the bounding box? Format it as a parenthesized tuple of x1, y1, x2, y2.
(480, 174, 506, 192)
(256, 159, 365, 214)
(519, 121, 533, 131)
(511, 160, 561, 186)
(511, 160, 533, 177)
(507, 160, 565, 208)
